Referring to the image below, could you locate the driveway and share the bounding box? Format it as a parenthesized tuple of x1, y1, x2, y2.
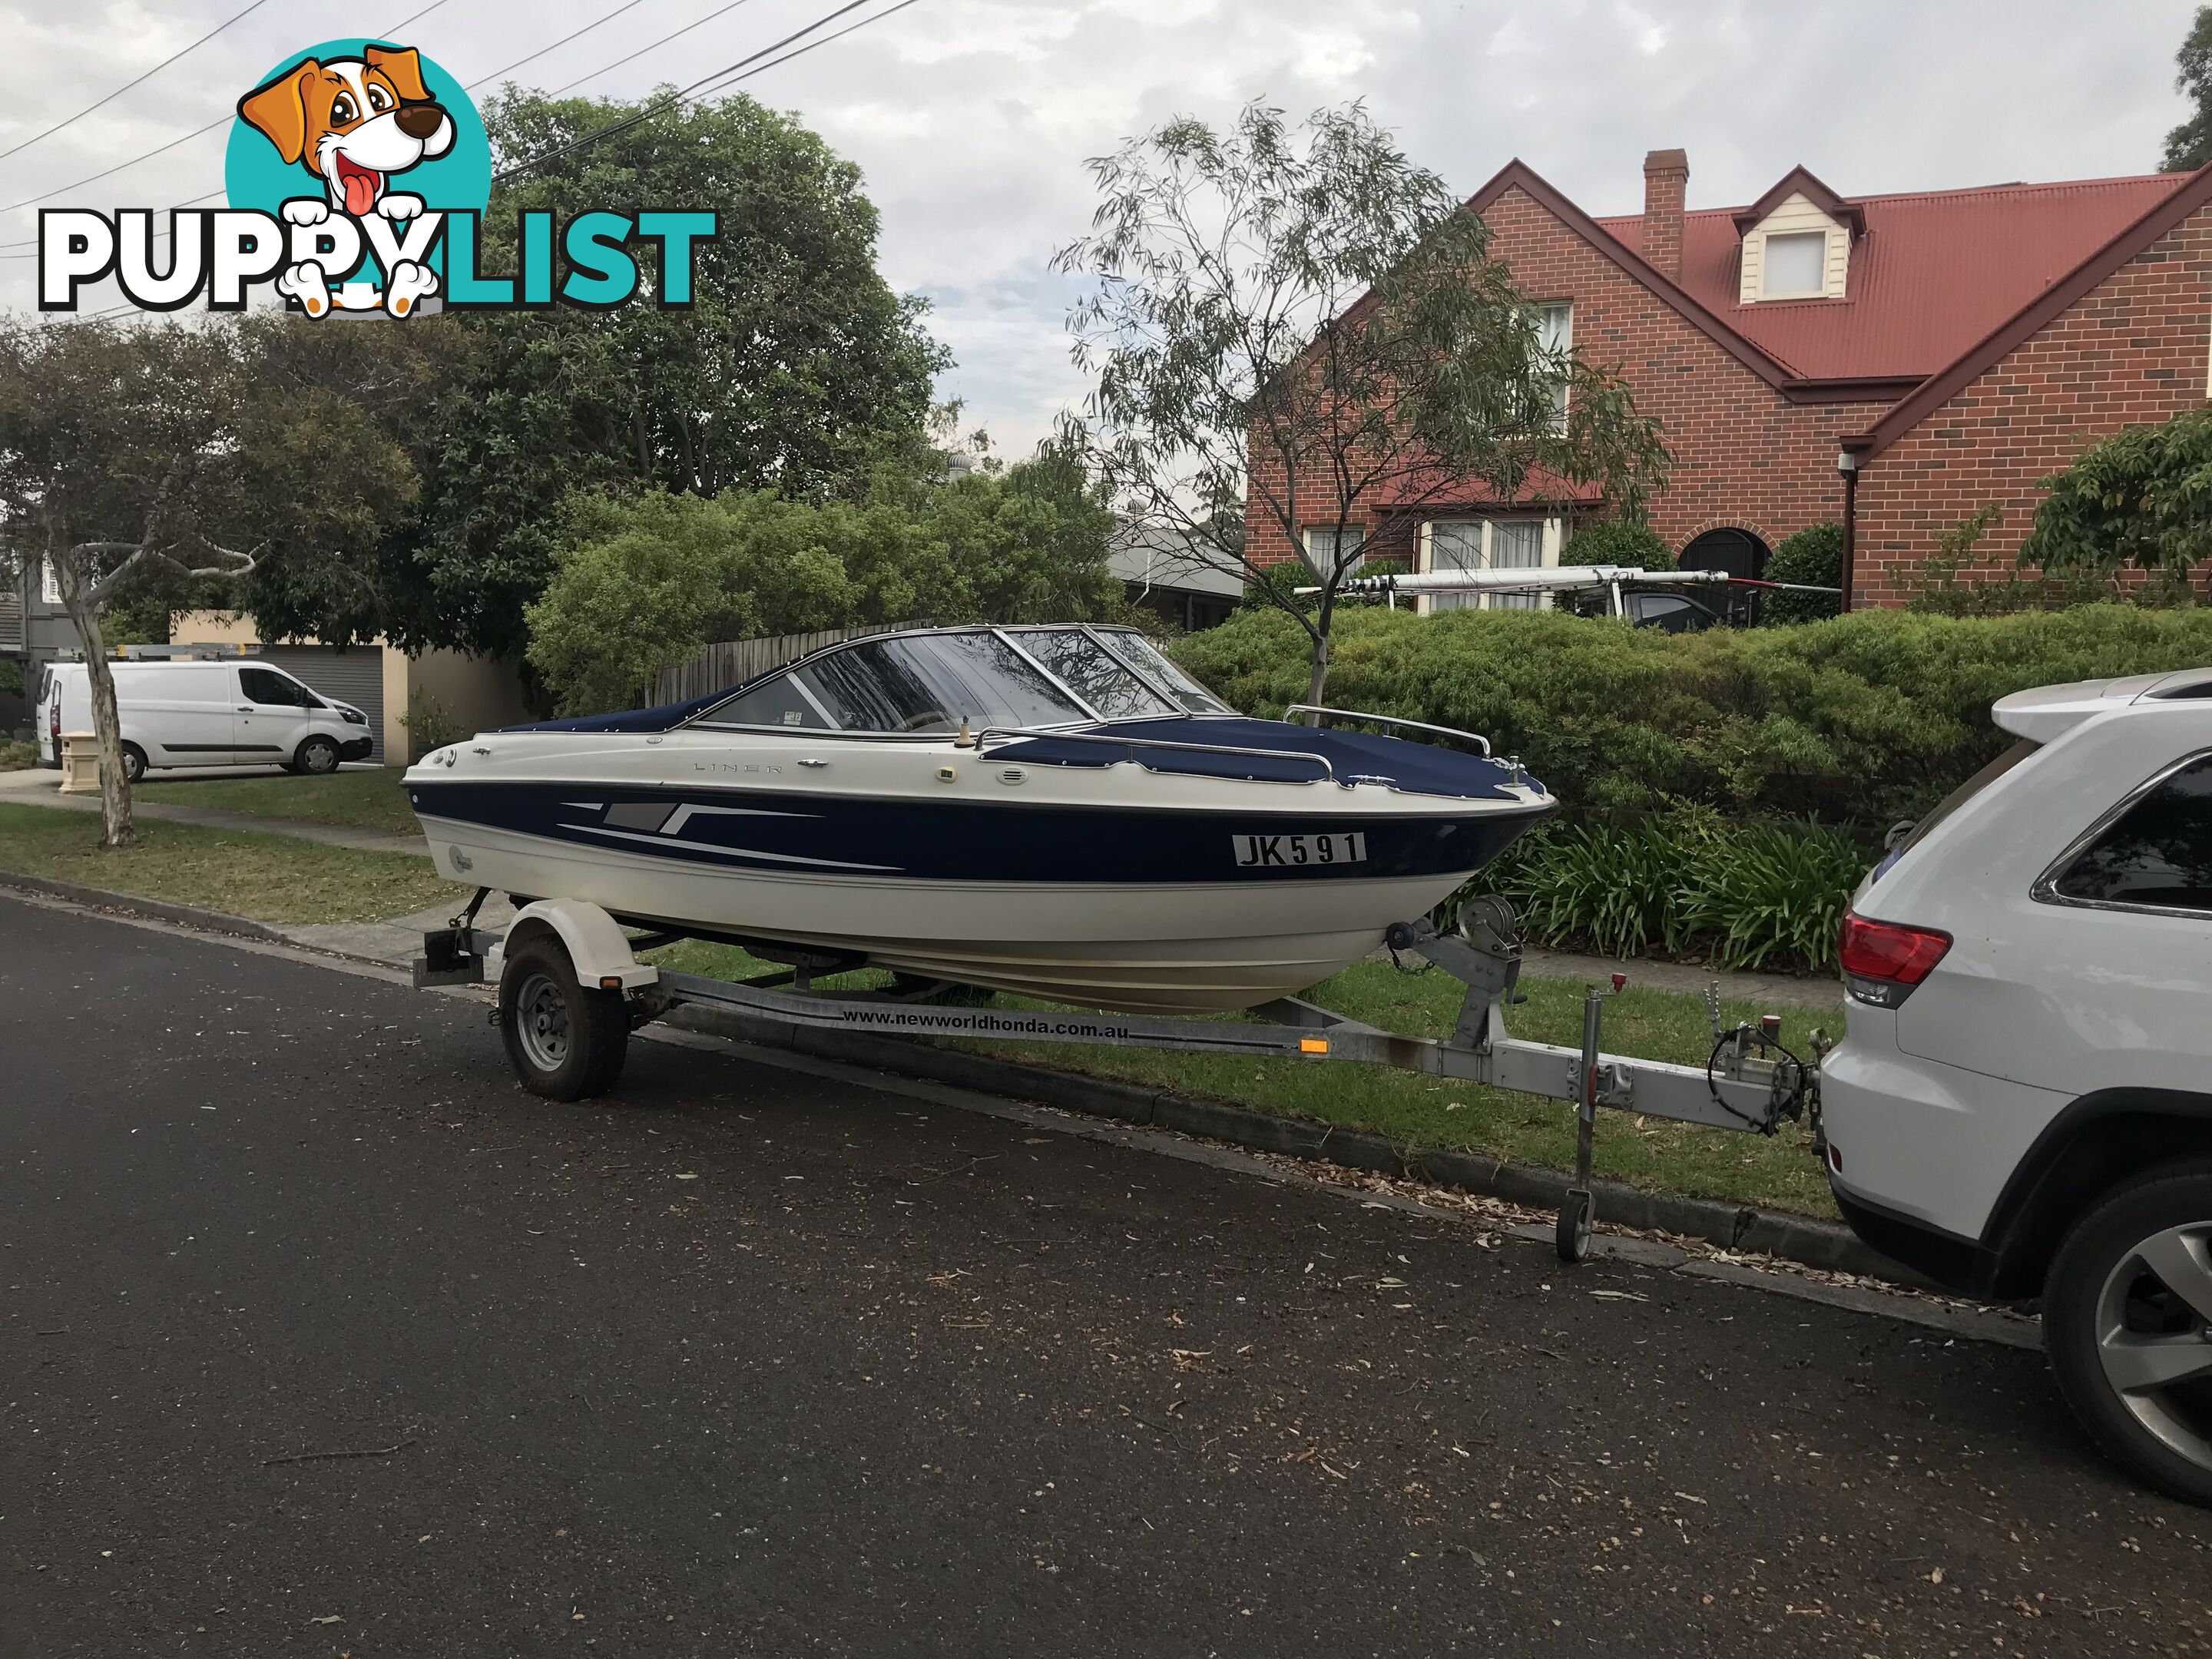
(2, 894, 2203, 1657)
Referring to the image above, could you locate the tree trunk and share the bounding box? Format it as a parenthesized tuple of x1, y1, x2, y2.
(1302, 597, 1334, 721)
(56, 557, 134, 848)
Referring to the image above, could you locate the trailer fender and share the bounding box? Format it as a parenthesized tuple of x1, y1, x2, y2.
(505, 899, 661, 991)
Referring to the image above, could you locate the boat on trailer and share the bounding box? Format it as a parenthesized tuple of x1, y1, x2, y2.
(403, 623, 1555, 1012)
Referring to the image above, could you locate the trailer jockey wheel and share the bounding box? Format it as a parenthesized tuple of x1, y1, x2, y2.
(498, 935, 630, 1101)
(1557, 1189, 1594, 1263)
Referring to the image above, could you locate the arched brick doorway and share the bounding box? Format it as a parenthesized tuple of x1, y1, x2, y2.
(1678, 528, 1770, 624)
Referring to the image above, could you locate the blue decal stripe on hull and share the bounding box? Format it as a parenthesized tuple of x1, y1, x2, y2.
(559, 821, 901, 872)
(414, 778, 1549, 886)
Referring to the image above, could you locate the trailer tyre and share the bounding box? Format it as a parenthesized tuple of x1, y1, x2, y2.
(498, 936, 629, 1101)
(2045, 1162, 2212, 1508)
(1556, 1189, 1594, 1263)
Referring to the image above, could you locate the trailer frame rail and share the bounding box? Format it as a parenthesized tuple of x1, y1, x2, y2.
(416, 892, 1823, 1262)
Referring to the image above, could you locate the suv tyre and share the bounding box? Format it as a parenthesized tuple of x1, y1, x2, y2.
(2045, 1161, 2212, 1507)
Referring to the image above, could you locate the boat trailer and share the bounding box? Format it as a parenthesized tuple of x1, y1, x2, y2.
(415, 892, 1825, 1263)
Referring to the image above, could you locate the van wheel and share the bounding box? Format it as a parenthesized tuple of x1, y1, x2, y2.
(293, 736, 341, 776)
(2045, 1162, 2212, 1506)
(497, 936, 629, 1101)
(120, 743, 147, 784)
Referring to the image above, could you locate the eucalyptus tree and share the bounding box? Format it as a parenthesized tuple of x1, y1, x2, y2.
(1058, 101, 1668, 707)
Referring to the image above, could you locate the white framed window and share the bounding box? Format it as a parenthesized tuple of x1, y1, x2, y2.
(40, 557, 61, 607)
(1303, 525, 1366, 575)
(1537, 303, 1572, 430)
(1421, 518, 1557, 612)
(1760, 231, 1828, 299)
(1488, 520, 1545, 611)
(1426, 520, 1485, 612)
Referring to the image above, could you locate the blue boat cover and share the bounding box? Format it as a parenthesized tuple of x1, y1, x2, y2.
(503, 688, 732, 734)
(502, 700, 1527, 803)
(989, 718, 1526, 801)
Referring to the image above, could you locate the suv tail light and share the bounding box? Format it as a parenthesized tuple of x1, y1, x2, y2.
(1837, 911, 1952, 1008)
(49, 692, 61, 753)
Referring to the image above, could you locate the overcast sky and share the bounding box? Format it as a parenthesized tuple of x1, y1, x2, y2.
(0, 0, 2198, 452)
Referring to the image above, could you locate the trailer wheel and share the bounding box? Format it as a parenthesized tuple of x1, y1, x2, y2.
(498, 935, 629, 1101)
(1556, 1189, 1594, 1263)
(2045, 1162, 2212, 1508)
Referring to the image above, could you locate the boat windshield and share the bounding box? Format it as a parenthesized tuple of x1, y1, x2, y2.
(1087, 631, 1233, 716)
(693, 626, 1232, 734)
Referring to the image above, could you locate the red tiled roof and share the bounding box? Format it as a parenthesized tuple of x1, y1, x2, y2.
(1372, 462, 1605, 511)
(1593, 174, 2190, 382)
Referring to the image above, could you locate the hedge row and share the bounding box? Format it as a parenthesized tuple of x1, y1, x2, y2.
(1172, 603, 2212, 823)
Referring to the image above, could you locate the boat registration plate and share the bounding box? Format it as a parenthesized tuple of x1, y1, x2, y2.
(1232, 832, 1366, 868)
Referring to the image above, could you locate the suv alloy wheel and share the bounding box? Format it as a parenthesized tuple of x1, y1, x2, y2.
(2045, 1163, 2212, 1505)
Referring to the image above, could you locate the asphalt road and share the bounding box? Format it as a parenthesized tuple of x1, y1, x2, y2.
(3, 894, 2207, 1657)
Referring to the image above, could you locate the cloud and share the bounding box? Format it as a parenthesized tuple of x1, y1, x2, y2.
(0, 0, 2195, 456)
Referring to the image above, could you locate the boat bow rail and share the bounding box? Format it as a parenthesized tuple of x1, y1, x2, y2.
(975, 724, 1341, 785)
(415, 894, 1822, 1263)
(1286, 705, 1493, 756)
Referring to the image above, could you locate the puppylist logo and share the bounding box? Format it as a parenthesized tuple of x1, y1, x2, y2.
(39, 38, 714, 319)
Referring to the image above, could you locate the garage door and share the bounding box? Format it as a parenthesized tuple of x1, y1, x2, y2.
(260, 645, 386, 763)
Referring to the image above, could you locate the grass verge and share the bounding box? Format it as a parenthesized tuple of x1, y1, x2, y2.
(644, 939, 1840, 1220)
(136, 767, 420, 835)
(0, 801, 453, 924)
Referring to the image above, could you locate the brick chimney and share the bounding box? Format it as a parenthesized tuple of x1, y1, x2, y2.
(1642, 147, 1689, 282)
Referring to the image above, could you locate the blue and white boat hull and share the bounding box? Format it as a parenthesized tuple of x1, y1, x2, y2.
(406, 710, 1552, 1012)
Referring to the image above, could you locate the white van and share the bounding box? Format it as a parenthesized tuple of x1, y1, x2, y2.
(36, 659, 375, 781)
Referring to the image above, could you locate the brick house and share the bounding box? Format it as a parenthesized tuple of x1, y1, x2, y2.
(1248, 149, 2212, 608)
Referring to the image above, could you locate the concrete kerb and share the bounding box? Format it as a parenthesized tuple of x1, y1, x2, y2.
(0, 874, 289, 942)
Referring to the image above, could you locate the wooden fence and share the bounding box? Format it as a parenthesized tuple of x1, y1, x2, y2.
(652, 623, 916, 706)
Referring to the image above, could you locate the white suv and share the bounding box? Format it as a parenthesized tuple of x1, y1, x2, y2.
(1824, 666, 2212, 1502)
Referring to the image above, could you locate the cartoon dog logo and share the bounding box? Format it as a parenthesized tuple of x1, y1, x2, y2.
(236, 44, 453, 316)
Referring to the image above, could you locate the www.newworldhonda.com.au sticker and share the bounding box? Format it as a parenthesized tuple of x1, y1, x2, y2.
(39, 36, 714, 319)
(838, 1008, 1137, 1039)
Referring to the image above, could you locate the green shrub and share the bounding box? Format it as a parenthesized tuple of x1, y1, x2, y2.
(1172, 601, 2212, 824)
(526, 447, 1124, 713)
(1561, 518, 1673, 570)
(1674, 819, 1865, 971)
(2020, 408, 2212, 589)
(1763, 523, 1842, 624)
(1464, 807, 1863, 972)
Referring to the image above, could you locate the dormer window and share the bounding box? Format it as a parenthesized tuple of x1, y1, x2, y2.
(1760, 231, 1828, 298)
(1733, 167, 1862, 304)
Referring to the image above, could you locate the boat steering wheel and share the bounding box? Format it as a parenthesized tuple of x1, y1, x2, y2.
(901, 710, 952, 733)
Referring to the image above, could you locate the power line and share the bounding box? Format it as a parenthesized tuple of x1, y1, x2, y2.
(0, 0, 449, 222)
(0, 0, 271, 168)
(494, 0, 907, 184)
(9, 0, 922, 271)
(704, 0, 922, 94)
(545, 0, 762, 98)
(465, 0, 652, 91)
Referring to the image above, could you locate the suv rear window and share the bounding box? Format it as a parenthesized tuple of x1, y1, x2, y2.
(1889, 739, 2041, 865)
(2048, 754, 2212, 914)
